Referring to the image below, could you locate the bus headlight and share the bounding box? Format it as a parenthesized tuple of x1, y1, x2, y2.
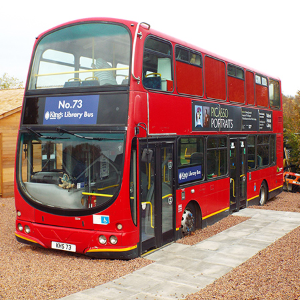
(17, 223, 23, 232)
(109, 235, 118, 245)
(17, 211, 21, 217)
(24, 225, 31, 234)
(116, 223, 123, 230)
(99, 235, 107, 245)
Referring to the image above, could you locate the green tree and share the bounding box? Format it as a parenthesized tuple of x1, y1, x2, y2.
(283, 92, 300, 171)
(0, 73, 23, 89)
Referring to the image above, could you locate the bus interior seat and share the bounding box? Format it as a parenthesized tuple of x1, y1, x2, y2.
(143, 76, 161, 90)
(81, 80, 100, 87)
(64, 81, 81, 88)
(190, 152, 203, 165)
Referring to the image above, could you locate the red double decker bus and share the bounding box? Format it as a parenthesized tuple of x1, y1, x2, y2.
(15, 18, 283, 259)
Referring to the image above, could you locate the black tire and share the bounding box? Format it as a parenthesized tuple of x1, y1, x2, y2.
(259, 181, 268, 206)
(181, 203, 196, 235)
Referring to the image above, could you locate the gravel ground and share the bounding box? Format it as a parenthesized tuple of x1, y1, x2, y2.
(0, 198, 152, 300)
(186, 191, 300, 300)
(0, 191, 299, 299)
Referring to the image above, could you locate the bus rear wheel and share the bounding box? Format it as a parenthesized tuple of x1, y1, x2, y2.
(259, 182, 267, 206)
(181, 203, 196, 235)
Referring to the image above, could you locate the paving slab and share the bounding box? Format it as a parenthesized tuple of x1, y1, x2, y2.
(60, 208, 300, 300)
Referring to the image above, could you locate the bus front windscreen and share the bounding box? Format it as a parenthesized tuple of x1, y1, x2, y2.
(28, 22, 131, 90)
(18, 131, 125, 210)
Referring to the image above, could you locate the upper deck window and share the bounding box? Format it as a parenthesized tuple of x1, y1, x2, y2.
(227, 64, 245, 103)
(143, 37, 173, 92)
(228, 64, 244, 79)
(255, 74, 269, 107)
(175, 46, 203, 96)
(28, 23, 131, 90)
(269, 79, 281, 109)
(255, 74, 267, 86)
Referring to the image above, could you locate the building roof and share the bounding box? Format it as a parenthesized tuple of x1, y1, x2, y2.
(0, 89, 24, 117)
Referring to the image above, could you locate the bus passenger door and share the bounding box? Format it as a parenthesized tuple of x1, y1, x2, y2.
(139, 142, 175, 254)
(230, 138, 247, 211)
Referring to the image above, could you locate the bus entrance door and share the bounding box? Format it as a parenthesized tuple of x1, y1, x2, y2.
(140, 142, 175, 254)
(230, 138, 247, 211)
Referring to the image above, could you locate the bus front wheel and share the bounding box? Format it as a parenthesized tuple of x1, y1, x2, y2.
(181, 203, 196, 235)
(259, 182, 268, 206)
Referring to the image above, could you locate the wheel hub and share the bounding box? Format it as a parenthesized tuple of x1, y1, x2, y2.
(181, 209, 195, 235)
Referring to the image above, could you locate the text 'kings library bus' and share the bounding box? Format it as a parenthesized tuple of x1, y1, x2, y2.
(15, 18, 283, 259)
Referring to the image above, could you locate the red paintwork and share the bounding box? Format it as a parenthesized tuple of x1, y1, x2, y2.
(246, 71, 255, 105)
(204, 56, 227, 100)
(256, 85, 269, 107)
(228, 76, 245, 103)
(176, 61, 203, 96)
(175, 177, 229, 229)
(15, 17, 283, 258)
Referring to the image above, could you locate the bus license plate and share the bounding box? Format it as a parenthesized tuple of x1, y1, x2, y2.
(51, 241, 76, 252)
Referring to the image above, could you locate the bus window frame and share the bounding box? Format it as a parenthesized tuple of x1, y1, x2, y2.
(177, 136, 205, 186)
(227, 64, 245, 80)
(204, 55, 227, 101)
(175, 45, 203, 97)
(142, 35, 174, 93)
(227, 63, 246, 104)
(269, 78, 281, 110)
(246, 70, 256, 106)
(206, 135, 228, 180)
(247, 135, 257, 171)
(247, 134, 276, 171)
(26, 21, 132, 95)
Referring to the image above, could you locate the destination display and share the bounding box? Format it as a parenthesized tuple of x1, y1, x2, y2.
(22, 93, 129, 126)
(192, 101, 272, 132)
(44, 95, 99, 125)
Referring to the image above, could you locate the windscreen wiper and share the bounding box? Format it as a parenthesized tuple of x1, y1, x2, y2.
(26, 127, 69, 140)
(56, 127, 120, 141)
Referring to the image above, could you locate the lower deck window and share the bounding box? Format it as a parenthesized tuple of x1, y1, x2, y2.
(207, 137, 227, 178)
(247, 134, 276, 169)
(178, 137, 204, 184)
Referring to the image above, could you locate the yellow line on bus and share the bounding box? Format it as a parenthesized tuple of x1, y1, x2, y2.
(269, 185, 283, 192)
(247, 196, 257, 202)
(15, 233, 38, 244)
(203, 207, 229, 220)
(87, 245, 137, 253)
(247, 185, 283, 202)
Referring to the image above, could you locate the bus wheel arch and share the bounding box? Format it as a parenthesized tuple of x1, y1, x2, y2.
(259, 180, 268, 206)
(181, 201, 202, 236)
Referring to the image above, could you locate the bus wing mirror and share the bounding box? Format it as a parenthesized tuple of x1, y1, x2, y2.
(141, 148, 153, 163)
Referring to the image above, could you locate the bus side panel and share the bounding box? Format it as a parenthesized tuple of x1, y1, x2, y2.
(176, 178, 229, 230)
(148, 94, 191, 135)
(272, 110, 283, 133)
(203, 178, 229, 217)
(247, 166, 282, 205)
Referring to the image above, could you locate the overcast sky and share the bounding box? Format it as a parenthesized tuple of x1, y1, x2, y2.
(1, 0, 299, 96)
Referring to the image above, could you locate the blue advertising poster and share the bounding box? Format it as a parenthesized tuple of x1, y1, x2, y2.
(178, 165, 202, 184)
(43, 95, 99, 125)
